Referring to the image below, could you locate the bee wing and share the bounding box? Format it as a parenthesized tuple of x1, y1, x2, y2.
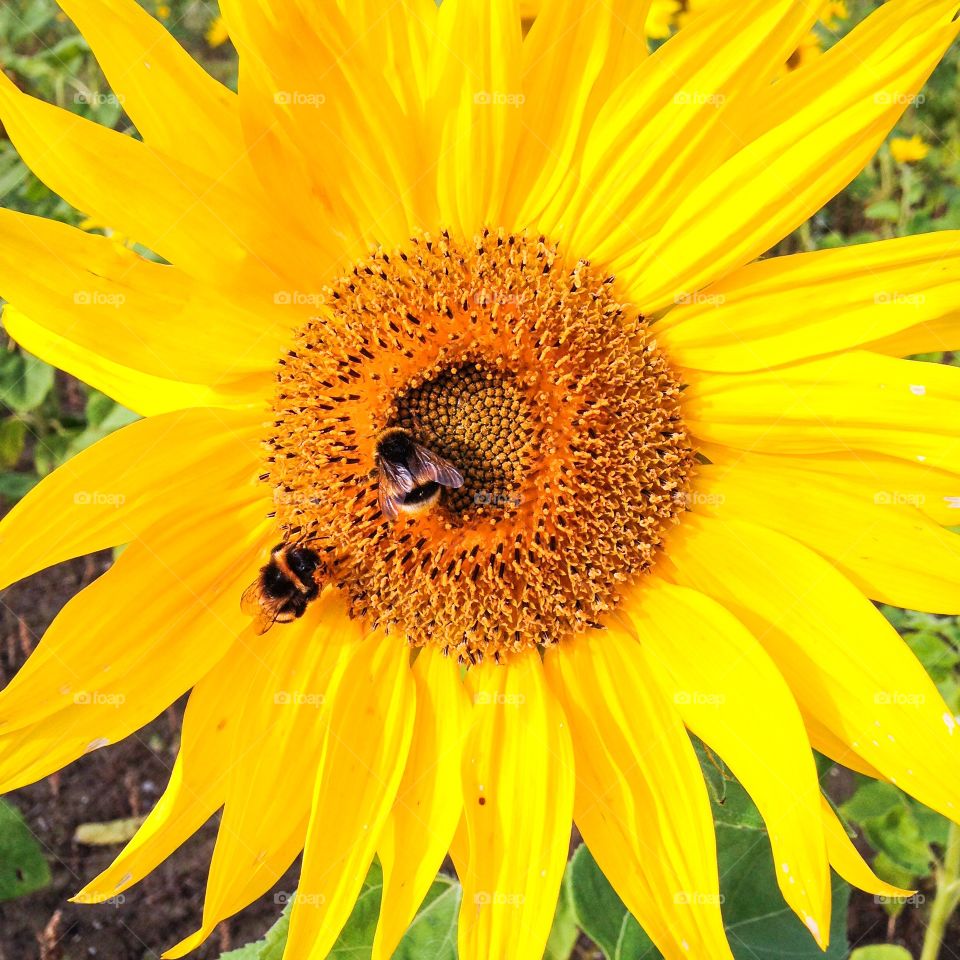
(408, 443, 464, 489)
(241, 579, 282, 635)
(377, 457, 415, 521)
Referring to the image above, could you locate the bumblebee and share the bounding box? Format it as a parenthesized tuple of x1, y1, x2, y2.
(241, 542, 325, 634)
(375, 428, 464, 521)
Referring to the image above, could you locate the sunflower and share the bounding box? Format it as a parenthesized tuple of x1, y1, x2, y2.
(1, 0, 959, 958)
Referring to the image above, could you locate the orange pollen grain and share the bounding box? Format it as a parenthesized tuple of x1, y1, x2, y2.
(264, 230, 694, 663)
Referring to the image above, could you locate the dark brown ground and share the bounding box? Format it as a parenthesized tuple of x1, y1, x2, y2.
(0, 556, 958, 959)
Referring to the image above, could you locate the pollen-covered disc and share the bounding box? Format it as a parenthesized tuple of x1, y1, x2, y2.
(265, 230, 694, 662)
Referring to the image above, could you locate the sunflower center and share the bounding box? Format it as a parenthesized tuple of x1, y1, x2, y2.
(265, 230, 695, 662)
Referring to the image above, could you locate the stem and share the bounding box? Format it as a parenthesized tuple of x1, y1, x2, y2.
(920, 821, 960, 960)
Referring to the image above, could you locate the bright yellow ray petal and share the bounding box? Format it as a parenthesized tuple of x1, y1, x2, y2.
(162, 596, 354, 959)
(684, 352, 960, 477)
(72, 635, 255, 903)
(283, 632, 416, 960)
(55, 0, 244, 175)
(626, 0, 960, 311)
(221, 0, 432, 252)
(0, 70, 331, 288)
(0, 209, 288, 384)
(0, 407, 262, 591)
(623, 582, 831, 939)
(552, 0, 819, 265)
(658, 232, 960, 372)
(431, 0, 522, 232)
(504, 0, 653, 226)
(3, 306, 264, 415)
(693, 446, 960, 614)
(820, 796, 915, 900)
(545, 628, 735, 960)
(373, 647, 470, 960)
(457, 649, 573, 960)
(0, 493, 272, 792)
(663, 514, 960, 825)
(867, 312, 960, 357)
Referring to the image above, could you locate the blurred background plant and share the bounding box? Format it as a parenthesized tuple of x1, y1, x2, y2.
(0, 1, 959, 959)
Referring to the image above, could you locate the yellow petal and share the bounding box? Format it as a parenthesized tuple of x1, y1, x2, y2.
(623, 582, 830, 940)
(659, 232, 960, 372)
(0, 70, 329, 288)
(545, 628, 734, 960)
(162, 595, 355, 958)
(55, 0, 243, 175)
(505, 0, 653, 226)
(432, 0, 522, 232)
(663, 514, 960, 825)
(627, 0, 960, 311)
(373, 647, 470, 960)
(0, 492, 272, 792)
(283, 632, 416, 960)
(3, 306, 264, 415)
(684, 352, 960, 477)
(820, 796, 915, 900)
(555, 0, 819, 266)
(221, 0, 431, 251)
(0, 209, 286, 384)
(73, 627, 270, 903)
(867, 312, 960, 357)
(0, 407, 262, 592)
(457, 649, 573, 960)
(692, 446, 960, 614)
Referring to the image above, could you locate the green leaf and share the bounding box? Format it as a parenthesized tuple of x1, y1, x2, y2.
(0, 417, 26, 468)
(0, 349, 55, 413)
(0, 471, 39, 501)
(569, 785, 851, 960)
(841, 782, 934, 876)
(218, 903, 291, 960)
(544, 874, 579, 960)
(849, 947, 914, 960)
(864, 199, 902, 221)
(218, 863, 461, 960)
(0, 798, 51, 901)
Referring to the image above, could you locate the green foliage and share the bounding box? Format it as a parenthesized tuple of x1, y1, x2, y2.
(0, 798, 51, 901)
(568, 771, 850, 960)
(850, 948, 915, 960)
